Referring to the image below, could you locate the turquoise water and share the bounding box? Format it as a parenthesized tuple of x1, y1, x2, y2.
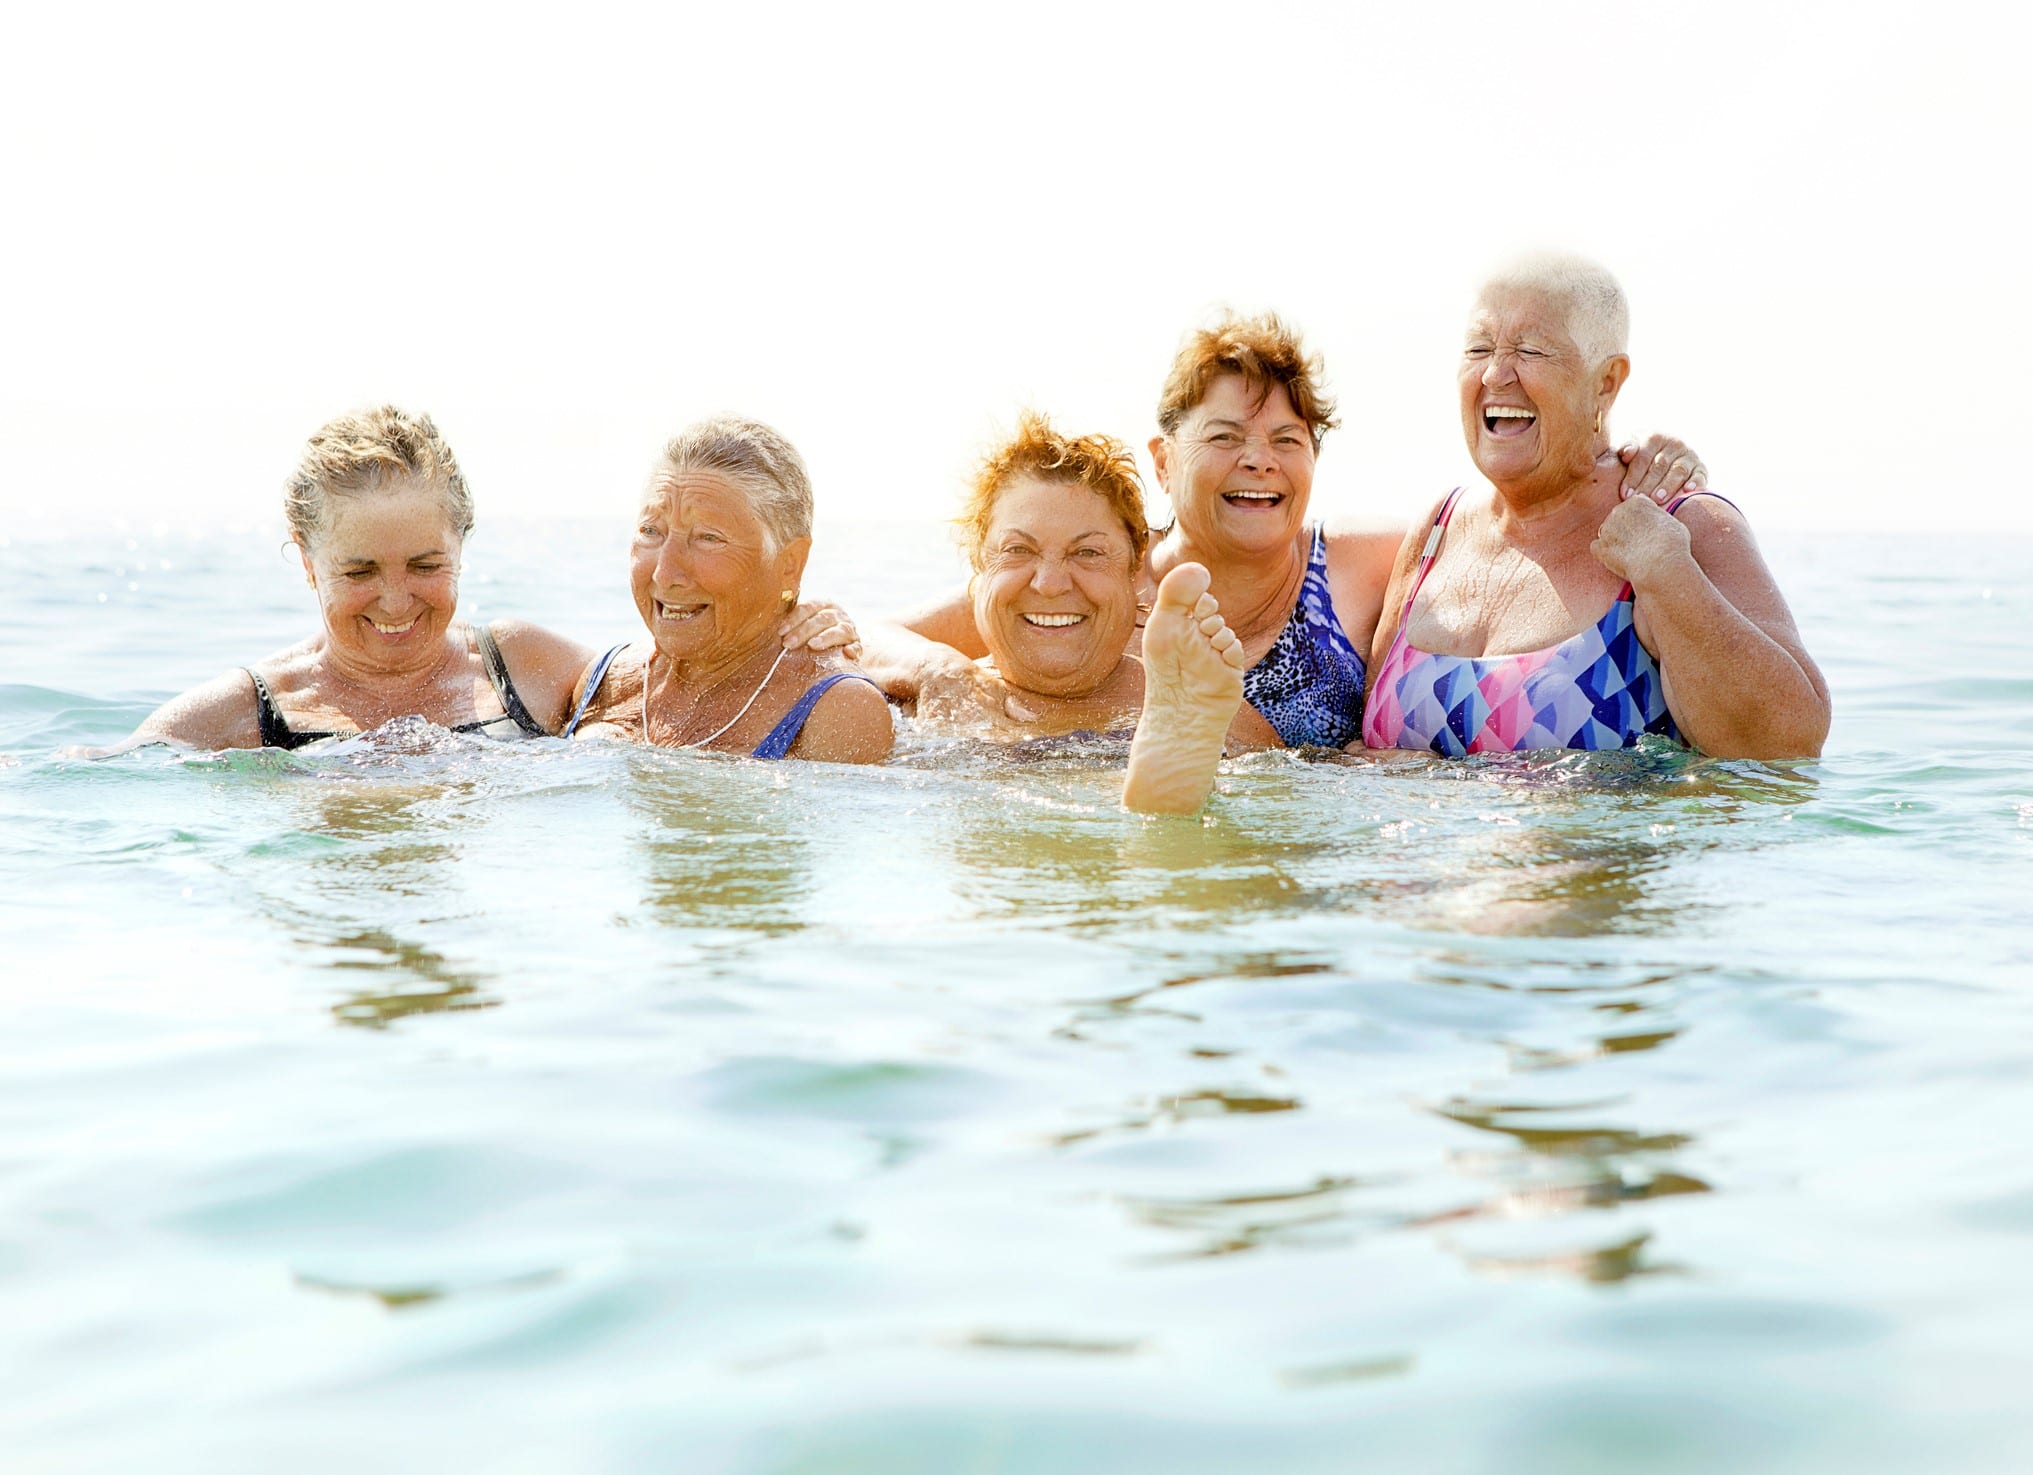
(3, 520, 2030, 1473)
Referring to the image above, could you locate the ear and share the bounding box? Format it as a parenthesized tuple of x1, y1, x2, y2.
(293, 536, 316, 585)
(1148, 435, 1172, 492)
(1597, 354, 1631, 413)
(775, 534, 813, 594)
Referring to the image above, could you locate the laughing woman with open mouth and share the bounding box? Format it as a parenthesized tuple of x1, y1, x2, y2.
(562, 416, 893, 763)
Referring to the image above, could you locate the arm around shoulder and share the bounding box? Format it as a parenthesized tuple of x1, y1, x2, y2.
(789, 676, 894, 764)
(488, 619, 598, 734)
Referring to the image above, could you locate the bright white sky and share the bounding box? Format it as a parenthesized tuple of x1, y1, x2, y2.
(3, 1, 2027, 545)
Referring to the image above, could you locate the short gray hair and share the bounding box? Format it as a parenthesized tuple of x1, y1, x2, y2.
(1476, 252, 1630, 366)
(284, 405, 474, 550)
(652, 416, 813, 550)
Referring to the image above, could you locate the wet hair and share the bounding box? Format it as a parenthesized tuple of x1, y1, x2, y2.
(1154, 310, 1340, 450)
(1477, 251, 1631, 365)
(283, 405, 473, 550)
(652, 415, 813, 550)
(960, 411, 1150, 571)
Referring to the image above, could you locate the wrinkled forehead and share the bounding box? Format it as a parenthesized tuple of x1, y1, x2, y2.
(1467, 285, 1579, 340)
(1183, 371, 1304, 428)
(986, 474, 1134, 543)
(640, 467, 758, 517)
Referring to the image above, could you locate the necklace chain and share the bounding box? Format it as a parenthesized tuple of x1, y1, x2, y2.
(641, 644, 789, 750)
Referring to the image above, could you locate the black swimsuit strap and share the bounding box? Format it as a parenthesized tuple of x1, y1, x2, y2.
(243, 668, 335, 750)
(474, 624, 548, 736)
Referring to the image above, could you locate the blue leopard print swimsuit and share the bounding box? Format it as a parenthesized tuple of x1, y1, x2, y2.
(1239, 526, 1367, 748)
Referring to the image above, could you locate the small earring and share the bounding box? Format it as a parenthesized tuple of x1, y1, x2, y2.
(1594, 410, 1604, 435)
(780, 589, 797, 611)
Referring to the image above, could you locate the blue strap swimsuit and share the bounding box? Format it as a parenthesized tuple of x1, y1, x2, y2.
(563, 645, 879, 760)
(1239, 525, 1367, 749)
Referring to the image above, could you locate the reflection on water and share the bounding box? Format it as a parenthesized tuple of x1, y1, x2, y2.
(1053, 1085, 1302, 1149)
(1424, 1093, 1711, 1286)
(1461, 1229, 1683, 1284)
(325, 928, 499, 1030)
(1122, 1175, 1371, 1261)
(622, 752, 812, 935)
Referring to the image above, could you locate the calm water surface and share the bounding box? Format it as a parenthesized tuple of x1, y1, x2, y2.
(2, 518, 2029, 1473)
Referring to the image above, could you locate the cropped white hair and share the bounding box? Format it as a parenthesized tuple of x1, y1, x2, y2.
(1477, 252, 1630, 366)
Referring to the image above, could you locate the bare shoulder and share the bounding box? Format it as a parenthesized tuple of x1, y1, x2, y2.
(131, 667, 265, 750)
(488, 617, 594, 669)
(1672, 493, 1799, 627)
(792, 675, 894, 764)
(486, 618, 598, 732)
(571, 645, 646, 735)
(1362, 498, 1451, 675)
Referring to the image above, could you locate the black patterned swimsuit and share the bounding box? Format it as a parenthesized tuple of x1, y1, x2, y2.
(1239, 525, 1367, 748)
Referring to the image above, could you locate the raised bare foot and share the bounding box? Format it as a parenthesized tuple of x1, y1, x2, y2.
(1123, 562, 1246, 814)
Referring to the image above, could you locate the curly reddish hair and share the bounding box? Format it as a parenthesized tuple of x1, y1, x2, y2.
(1155, 310, 1339, 450)
(959, 411, 1150, 571)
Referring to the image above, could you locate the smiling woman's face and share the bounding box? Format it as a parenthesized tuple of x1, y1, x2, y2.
(1153, 374, 1315, 557)
(1459, 287, 1622, 493)
(631, 469, 808, 669)
(300, 480, 463, 675)
(971, 474, 1140, 700)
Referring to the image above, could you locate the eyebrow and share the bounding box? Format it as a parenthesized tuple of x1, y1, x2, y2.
(335, 549, 448, 565)
(1202, 416, 1307, 434)
(1001, 528, 1117, 544)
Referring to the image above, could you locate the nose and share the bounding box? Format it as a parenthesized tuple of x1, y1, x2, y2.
(1029, 553, 1074, 596)
(1481, 350, 1517, 389)
(1236, 434, 1275, 472)
(652, 533, 690, 588)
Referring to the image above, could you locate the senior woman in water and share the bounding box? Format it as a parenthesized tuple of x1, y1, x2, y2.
(115, 406, 593, 750)
(1126, 254, 1830, 811)
(563, 416, 892, 762)
(1362, 255, 1827, 758)
(858, 313, 1707, 747)
(884, 409, 1269, 752)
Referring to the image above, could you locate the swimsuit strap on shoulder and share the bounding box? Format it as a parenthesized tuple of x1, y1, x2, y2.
(475, 623, 547, 736)
(561, 644, 630, 737)
(751, 673, 881, 760)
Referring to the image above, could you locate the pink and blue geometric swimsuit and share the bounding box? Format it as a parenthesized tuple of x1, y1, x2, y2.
(1362, 488, 1722, 755)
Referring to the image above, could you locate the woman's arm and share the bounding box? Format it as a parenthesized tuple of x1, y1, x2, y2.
(488, 619, 597, 734)
(856, 588, 1039, 723)
(1596, 496, 1830, 758)
(106, 670, 266, 753)
(789, 678, 894, 764)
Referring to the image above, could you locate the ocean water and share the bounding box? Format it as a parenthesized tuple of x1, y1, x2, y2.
(2, 516, 2029, 1474)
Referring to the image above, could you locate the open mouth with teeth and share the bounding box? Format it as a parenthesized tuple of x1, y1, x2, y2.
(654, 599, 709, 623)
(367, 616, 419, 636)
(1221, 490, 1284, 508)
(1483, 405, 1537, 437)
(1021, 612, 1086, 629)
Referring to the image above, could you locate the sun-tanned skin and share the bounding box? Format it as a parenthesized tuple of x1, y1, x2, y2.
(569, 466, 891, 763)
(844, 385, 1704, 732)
(1122, 563, 1249, 814)
(1364, 273, 1827, 761)
(102, 479, 593, 754)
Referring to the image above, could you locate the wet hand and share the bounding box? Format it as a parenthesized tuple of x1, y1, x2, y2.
(779, 599, 862, 661)
(1612, 433, 1708, 504)
(1591, 493, 1694, 588)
